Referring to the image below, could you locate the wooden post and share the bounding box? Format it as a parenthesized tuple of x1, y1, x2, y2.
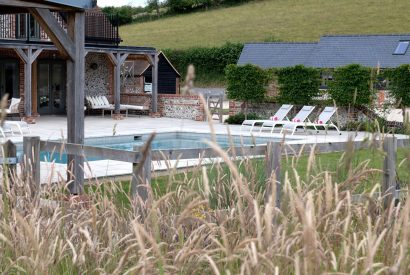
(131, 144, 152, 202)
(107, 52, 128, 116)
(151, 52, 158, 113)
(66, 11, 85, 194)
(265, 142, 281, 208)
(15, 47, 42, 119)
(383, 136, 397, 209)
(23, 136, 41, 195)
(219, 95, 223, 123)
(2, 140, 17, 187)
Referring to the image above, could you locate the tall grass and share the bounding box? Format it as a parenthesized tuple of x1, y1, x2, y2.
(0, 134, 409, 273)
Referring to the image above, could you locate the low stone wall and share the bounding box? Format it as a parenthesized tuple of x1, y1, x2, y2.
(229, 101, 375, 128)
(159, 94, 205, 121)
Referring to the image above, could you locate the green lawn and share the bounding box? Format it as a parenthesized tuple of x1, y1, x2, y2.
(93, 147, 410, 207)
(120, 0, 410, 49)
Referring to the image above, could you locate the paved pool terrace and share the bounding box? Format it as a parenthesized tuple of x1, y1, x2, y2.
(3, 116, 409, 183)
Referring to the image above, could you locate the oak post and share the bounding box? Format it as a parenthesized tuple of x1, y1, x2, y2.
(2, 140, 16, 188)
(383, 136, 397, 209)
(151, 52, 158, 113)
(265, 142, 281, 208)
(131, 145, 152, 203)
(66, 11, 85, 194)
(23, 136, 40, 196)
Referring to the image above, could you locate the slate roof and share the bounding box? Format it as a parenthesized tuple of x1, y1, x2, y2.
(238, 34, 410, 69)
(238, 42, 317, 68)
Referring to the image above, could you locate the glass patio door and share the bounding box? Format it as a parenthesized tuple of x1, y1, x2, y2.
(0, 60, 19, 100)
(37, 61, 66, 115)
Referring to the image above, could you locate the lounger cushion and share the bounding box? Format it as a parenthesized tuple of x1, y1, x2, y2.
(92, 96, 101, 107)
(9, 98, 20, 113)
(121, 104, 145, 110)
(102, 96, 110, 106)
(95, 96, 104, 106)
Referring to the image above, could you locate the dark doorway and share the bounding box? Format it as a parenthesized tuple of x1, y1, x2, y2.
(37, 60, 66, 115)
(0, 59, 19, 100)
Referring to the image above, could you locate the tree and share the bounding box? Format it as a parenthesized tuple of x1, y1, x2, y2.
(225, 64, 269, 118)
(329, 64, 373, 106)
(386, 64, 410, 123)
(147, 0, 161, 18)
(276, 65, 320, 104)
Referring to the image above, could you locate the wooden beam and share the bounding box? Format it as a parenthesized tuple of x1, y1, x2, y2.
(0, 0, 62, 9)
(151, 52, 158, 113)
(66, 11, 85, 194)
(30, 48, 43, 63)
(145, 54, 154, 65)
(15, 48, 28, 63)
(40, 141, 142, 163)
(29, 8, 75, 60)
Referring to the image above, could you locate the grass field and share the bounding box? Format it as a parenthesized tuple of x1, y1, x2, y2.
(120, 0, 410, 49)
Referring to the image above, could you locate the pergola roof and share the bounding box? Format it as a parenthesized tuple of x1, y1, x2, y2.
(0, 0, 95, 13)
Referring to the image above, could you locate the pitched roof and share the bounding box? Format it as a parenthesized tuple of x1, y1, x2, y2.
(238, 42, 317, 68)
(239, 34, 410, 69)
(309, 34, 410, 68)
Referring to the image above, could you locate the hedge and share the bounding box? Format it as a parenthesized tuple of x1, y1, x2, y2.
(225, 64, 269, 117)
(329, 64, 373, 106)
(276, 65, 320, 104)
(385, 64, 410, 110)
(163, 43, 244, 84)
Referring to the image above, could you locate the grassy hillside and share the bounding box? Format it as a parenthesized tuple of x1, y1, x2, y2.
(120, 0, 410, 49)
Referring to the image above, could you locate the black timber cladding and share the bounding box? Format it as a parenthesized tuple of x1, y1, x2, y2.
(143, 52, 180, 94)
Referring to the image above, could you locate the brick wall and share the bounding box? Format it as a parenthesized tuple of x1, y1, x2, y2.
(159, 94, 205, 121)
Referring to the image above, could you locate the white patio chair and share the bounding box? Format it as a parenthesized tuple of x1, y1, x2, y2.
(240, 104, 293, 132)
(260, 105, 315, 133)
(280, 106, 340, 135)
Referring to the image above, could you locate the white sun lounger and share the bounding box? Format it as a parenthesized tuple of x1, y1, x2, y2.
(260, 105, 315, 133)
(4, 120, 30, 136)
(280, 106, 340, 135)
(0, 123, 13, 138)
(240, 104, 293, 132)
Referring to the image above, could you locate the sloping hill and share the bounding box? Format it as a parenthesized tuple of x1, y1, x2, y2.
(120, 0, 410, 50)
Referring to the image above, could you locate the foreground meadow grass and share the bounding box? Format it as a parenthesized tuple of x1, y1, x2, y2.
(121, 0, 410, 49)
(1, 139, 410, 273)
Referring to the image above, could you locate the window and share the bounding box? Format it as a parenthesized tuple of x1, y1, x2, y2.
(393, 41, 409, 55)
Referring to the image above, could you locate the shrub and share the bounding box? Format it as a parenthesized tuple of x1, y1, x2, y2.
(225, 64, 269, 117)
(329, 64, 373, 106)
(163, 43, 244, 85)
(276, 65, 320, 105)
(225, 112, 261, 124)
(385, 64, 410, 122)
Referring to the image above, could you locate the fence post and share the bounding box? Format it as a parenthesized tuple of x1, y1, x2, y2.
(383, 136, 397, 209)
(23, 136, 41, 196)
(2, 140, 17, 187)
(131, 144, 152, 203)
(265, 142, 281, 208)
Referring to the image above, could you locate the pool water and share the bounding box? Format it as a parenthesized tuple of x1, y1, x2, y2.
(37, 132, 276, 163)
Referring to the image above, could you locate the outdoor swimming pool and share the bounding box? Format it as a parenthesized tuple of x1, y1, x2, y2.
(34, 132, 279, 163)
